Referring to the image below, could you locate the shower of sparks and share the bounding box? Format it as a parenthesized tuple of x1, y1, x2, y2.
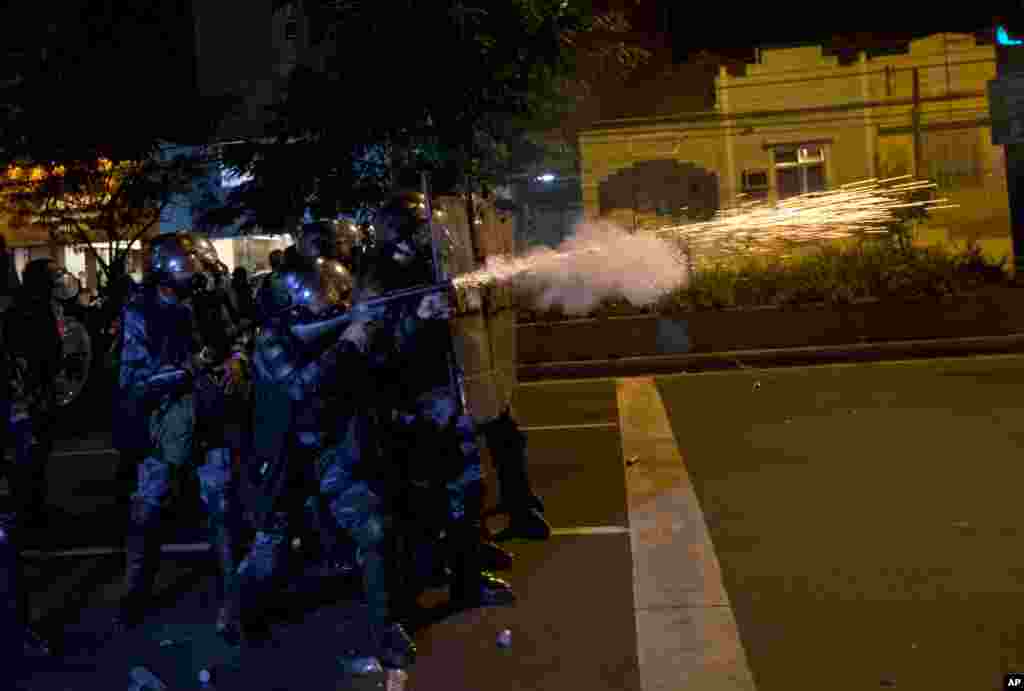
(654, 176, 948, 259)
(451, 176, 952, 291)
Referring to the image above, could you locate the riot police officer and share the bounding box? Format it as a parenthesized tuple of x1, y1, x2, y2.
(181, 233, 252, 638)
(223, 254, 415, 670)
(112, 233, 240, 634)
(360, 191, 518, 609)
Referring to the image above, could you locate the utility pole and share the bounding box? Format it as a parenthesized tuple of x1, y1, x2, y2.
(991, 21, 1024, 279)
(912, 67, 923, 179)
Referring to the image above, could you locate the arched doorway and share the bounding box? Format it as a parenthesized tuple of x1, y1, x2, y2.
(598, 160, 719, 229)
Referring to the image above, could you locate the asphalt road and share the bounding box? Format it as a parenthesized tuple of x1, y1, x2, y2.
(9, 379, 641, 691)
(655, 353, 1024, 690)
(22, 351, 1024, 690)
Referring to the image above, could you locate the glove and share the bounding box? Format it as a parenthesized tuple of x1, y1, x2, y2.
(341, 318, 373, 353)
(416, 292, 452, 321)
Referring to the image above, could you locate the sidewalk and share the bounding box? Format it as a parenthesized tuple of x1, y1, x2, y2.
(518, 332, 1024, 381)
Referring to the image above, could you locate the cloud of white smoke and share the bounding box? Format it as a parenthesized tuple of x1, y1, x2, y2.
(484, 219, 688, 316)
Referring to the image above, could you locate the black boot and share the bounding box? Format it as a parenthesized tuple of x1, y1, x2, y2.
(208, 491, 241, 641)
(112, 499, 162, 633)
(448, 482, 516, 609)
(0, 511, 51, 660)
(482, 410, 551, 542)
(371, 621, 416, 671)
(307, 495, 356, 578)
(219, 514, 290, 646)
(354, 512, 417, 669)
(450, 532, 516, 608)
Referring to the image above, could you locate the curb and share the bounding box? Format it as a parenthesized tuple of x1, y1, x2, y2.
(517, 333, 1024, 381)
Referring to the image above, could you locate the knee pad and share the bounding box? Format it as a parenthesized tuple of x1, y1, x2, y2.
(237, 523, 288, 581)
(198, 448, 232, 508)
(134, 458, 171, 507)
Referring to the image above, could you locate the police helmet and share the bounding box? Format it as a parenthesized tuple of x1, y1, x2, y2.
(297, 221, 339, 261)
(275, 258, 354, 320)
(149, 233, 202, 293)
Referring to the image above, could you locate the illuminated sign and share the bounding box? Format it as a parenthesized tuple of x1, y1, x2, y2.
(997, 25, 1023, 46)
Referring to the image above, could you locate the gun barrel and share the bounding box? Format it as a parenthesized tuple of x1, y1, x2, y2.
(352, 282, 451, 313)
(289, 282, 452, 345)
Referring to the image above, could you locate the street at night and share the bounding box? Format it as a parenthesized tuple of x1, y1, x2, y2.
(8, 352, 1024, 688)
(5, 3, 1024, 689)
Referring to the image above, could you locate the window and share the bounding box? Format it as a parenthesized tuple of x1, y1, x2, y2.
(774, 148, 798, 165)
(774, 143, 827, 198)
(285, 19, 298, 40)
(741, 169, 770, 200)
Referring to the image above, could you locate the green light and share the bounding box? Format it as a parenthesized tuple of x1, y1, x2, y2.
(998, 26, 1023, 46)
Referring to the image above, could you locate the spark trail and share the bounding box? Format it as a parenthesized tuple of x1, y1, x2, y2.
(451, 176, 951, 315)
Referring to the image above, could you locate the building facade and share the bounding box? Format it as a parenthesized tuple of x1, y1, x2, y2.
(581, 33, 1009, 259)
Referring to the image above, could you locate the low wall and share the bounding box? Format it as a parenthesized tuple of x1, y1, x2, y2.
(516, 286, 1024, 365)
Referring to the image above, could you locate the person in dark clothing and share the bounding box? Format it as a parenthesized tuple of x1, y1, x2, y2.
(360, 192, 519, 611)
(111, 233, 243, 636)
(222, 256, 415, 669)
(230, 267, 255, 325)
(282, 244, 302, 271)
(0, 235, 20, 312)
(4, 259, 69, 534)
(1, 257, 72, 659)
(268, 249, 284, 273)
(110, 271, 146, 517)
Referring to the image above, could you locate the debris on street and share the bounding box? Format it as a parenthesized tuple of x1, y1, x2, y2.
(128, 666, 167, 691)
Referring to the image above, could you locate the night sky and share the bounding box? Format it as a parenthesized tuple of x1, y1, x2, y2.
(658, 4, 1007, 61)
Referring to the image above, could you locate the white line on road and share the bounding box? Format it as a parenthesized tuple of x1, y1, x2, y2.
(520, 422, 618, 432)
(551, 526, 629, 536)
(517, 376, 619, 387)
(617, 376, 758, 690)
(22, 542, 211, 559)
(3, 447, 119, 462)
(27, 528, 634, 559)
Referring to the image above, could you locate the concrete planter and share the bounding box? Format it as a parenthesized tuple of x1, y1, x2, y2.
(516, 287, 1024, 365)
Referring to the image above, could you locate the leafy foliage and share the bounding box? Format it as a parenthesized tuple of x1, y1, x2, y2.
(204, 1, 649, 235)
(518, 240, 1012, 321)
(0, 150, 213, 282)
(0, 2, 237, 293)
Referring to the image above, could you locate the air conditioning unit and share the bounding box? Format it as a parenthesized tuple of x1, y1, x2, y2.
(798, 145, 824, 163)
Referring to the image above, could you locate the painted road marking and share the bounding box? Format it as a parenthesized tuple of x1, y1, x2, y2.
(517, 376, 618, 387)
(616, 376, 757, 691)
(3, 447, 118, 462)
(551, 526, 629, 536)
(659, 351, 1024, 380)
(22, 543, 211, 559)
(26, 528, 633, 559)
(520, 422, 618, 432)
